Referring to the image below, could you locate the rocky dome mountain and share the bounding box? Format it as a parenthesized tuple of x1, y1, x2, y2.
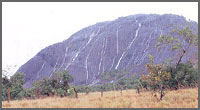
(16, 14, 198, 88)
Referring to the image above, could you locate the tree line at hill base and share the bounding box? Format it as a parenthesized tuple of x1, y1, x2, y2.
(2, 61, 198, 101)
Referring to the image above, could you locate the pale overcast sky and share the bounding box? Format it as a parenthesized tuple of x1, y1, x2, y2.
(2, 2, 198, 75)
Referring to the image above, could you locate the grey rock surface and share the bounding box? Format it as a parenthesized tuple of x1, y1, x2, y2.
(16, 14, 198, 88)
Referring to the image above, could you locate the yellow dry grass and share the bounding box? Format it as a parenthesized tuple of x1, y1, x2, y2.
(2, 87, 198, 108)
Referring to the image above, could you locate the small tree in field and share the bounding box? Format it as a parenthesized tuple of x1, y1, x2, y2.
(143, 54, 171, 100)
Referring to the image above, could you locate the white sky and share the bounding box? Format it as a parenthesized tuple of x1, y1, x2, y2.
(2, 2, 198, 76)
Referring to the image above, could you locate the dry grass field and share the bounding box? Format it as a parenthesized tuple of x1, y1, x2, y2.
(2, 87, 198, 108)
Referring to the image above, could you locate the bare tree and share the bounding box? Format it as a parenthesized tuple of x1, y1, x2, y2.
(73, 88, 78, 98)
(100, 86, 103, 97)
(85, 86, 89, 95)
(120, 85, 123, 96)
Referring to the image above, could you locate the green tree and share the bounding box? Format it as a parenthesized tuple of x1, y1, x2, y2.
(166, 62, 198, 88)
(57, 88, 66, 97)
(155, 26, 198, 69)
(2, 65, 19, 101)
(2, 77, 11, 100)
(155, 26, 198, 90)
(60, 70, 73, 90)
(24, 88, 33, 98)
(9, 73, 25, 100)
(32, 70, 73, 97)
(67, 87, 76, 97)
(33, 78, 57, 96)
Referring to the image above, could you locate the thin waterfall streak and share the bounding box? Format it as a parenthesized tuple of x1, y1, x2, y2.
(109, 25, 121, 71)
(98, 38, 105, 75)
(115, 20, 141, 69)
(65, 47, 81, 70)
(160, 30, 163, 37)
(37, 62, 45, 78)
(137, 29, 159, 65)
(59, 47, 68, 70)
(143, 31, 154, 53)
(127, 21, 146, 66)
(116, 27, 120, 55)
(102, 37, 107, 73)
(85, 28, 102, 84)
(85, 54, 89, 84)
(65, 28, 101, 70)
(50, 58, 60, 78)
(85, 41, 95, 84)
(126, 49, 136, 67)
(137, 53, 148, 65)
(136, 31, 155, 65)
(53, 58, 59, 71)
(110, 56, 117, 70)
(115, 51, 126, 70)
(128, 23, 141, 49)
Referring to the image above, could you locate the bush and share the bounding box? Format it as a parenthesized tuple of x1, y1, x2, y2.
(57, 88, 66, 97)
(166, 62, 198, 89)
(24, 88, 33, 98)
(75, 85, 87, 93)
(67, 87, 75, 97)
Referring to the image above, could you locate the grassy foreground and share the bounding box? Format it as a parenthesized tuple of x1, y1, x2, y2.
(2, 87, 198, 108)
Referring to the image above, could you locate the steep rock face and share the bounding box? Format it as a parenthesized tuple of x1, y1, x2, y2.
(16, 14, 198, 88)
